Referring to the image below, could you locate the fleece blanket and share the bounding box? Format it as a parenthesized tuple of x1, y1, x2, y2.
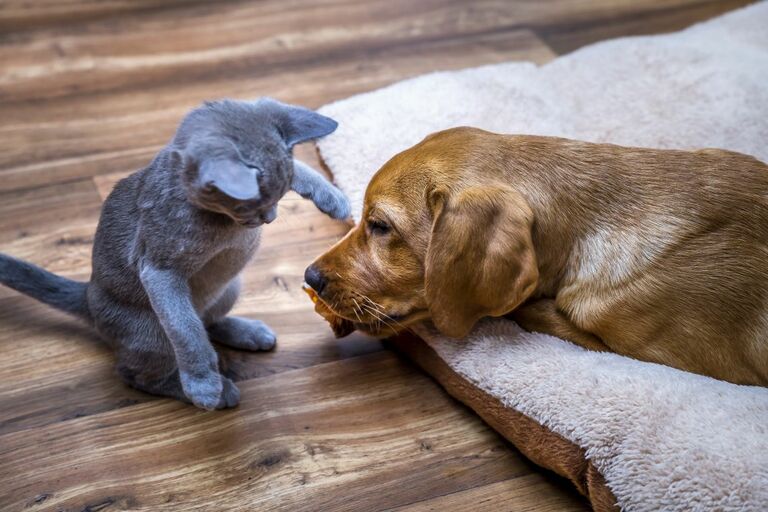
(315, 3, 768, 511)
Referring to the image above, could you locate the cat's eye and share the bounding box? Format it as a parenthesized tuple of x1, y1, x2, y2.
(367, 219, 391, 236)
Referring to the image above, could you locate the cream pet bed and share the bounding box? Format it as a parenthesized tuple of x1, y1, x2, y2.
(314, 3, 768, 511)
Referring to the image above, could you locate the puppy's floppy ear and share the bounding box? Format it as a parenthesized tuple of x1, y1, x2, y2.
(425, 185, 539, 338)
(264, 98, 338, 146)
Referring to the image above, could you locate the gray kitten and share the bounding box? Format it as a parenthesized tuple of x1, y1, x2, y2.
(0, 98, 349, 409)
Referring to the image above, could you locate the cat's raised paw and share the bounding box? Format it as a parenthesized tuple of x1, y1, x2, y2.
(316, 187, 351, 220)
(208, 316, 277, 352)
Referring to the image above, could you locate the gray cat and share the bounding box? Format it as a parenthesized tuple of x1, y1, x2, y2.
(0, 98, 350, 409)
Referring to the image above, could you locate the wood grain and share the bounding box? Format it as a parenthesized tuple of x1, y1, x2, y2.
(0, 353, 555, 512)
(0, 0, 211, 32)
(0, 28, 554, 192)
(538, 0, 753, 54)
(0, 179, 100, 306)
(0, 1, 749, 510)
(392, 476, 588, 512)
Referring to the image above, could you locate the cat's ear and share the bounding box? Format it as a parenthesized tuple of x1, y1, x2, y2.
(175, 149, 260, 200)
(265, 99, 338, 147)
(199, 159, 260, 200)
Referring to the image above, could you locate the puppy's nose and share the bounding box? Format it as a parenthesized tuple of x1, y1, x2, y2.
(304, 265, 327, 296)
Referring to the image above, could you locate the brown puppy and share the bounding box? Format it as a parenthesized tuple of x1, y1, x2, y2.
(306, 127, 768, 386)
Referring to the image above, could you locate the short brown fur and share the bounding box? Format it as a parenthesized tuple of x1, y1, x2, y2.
(311, 128, 768, 386)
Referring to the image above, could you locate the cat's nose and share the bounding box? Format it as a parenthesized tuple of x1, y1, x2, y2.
(304, 265, 327, 296)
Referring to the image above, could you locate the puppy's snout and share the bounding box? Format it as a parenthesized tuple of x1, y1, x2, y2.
(304, 265, 328, 295)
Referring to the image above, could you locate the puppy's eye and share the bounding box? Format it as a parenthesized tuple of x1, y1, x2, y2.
(367, 219, 391, 236)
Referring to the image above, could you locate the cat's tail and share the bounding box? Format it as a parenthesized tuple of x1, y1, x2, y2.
(0, 253, 91, 322)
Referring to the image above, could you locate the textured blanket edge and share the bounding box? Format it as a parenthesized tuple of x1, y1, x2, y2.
(390, 333, 619, 511)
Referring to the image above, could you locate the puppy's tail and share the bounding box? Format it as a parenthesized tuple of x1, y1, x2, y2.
(0, 253, 91, 322)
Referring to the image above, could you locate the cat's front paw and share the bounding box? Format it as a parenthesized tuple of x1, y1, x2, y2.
(208, 316, 277, 351)
(180, 370, 224, 410)
(315, 186, 351, 220)
(217, 377, 241, 408)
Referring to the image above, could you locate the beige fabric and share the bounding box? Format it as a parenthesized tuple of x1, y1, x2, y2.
(316, 3, 768, 510)
(391, 333, 619, 512)
(409, 320, 768, 511)
(317, 2, 768, 223)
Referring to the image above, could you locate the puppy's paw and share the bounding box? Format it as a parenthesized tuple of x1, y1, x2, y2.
(315, 186, 350, 220)
(209, 316, 277, 352)
(180, 371, 224, 411)
(217, 377, 241, 408)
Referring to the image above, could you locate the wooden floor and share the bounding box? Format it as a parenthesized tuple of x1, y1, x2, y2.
(0, 1, 752, 510)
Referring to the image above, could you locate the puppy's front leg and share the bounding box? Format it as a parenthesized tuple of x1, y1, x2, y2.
(139, 263, 224, 410)
(292, 159, 350, 220)
(511, 299, 612, 353)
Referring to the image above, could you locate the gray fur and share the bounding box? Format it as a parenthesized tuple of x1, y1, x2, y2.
(0, 254, 91, 320)
(292, 160, 350, 219)
(0, 98, 349, 409)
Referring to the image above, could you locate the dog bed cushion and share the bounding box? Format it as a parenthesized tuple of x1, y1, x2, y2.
(315, 3, 768, 511)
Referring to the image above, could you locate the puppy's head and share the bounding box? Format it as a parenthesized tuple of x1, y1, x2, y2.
(306, 128, 539, 338)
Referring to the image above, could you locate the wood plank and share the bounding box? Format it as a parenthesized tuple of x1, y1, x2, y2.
(0, 0, 212, 32)
(0, 179, 101, 305)
(392, 476, 589, 512)
(0, 352, 546, 512)
(537, 0, 754, 54)
(0, 0, 723, 86)
(0, 0, 725, 34)
(0, 178, 100, 246)
(0, 1, 561, 103)
(0, 29, 556, 192)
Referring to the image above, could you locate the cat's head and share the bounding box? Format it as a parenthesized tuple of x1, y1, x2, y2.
(173, 98, 337, 227)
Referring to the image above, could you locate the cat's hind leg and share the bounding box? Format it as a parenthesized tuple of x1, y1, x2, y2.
(209, 317, 277, 351)
(204, 278, 277, 351)
(115, 352, 188, 403)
